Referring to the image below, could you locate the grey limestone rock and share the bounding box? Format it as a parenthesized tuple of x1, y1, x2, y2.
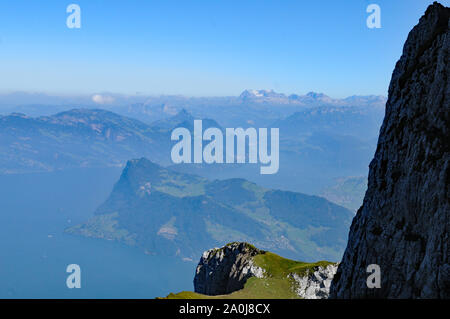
(290, 263, 338, 299)
(330, 2, 449, 298)
(193, 242, 265, 295)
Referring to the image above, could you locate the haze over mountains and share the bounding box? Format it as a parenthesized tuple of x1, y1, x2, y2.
(1, 89, 378, 267)
(0, 90, 385, 126)
(3, 0, 446, 300)
(0, 89, 386, 108)
(2, 90, 376, 261)
(0, 109, 171, 174)
(0, 90, 385, 209)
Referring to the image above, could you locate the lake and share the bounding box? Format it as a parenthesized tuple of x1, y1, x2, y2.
(0, 168, 196, 298)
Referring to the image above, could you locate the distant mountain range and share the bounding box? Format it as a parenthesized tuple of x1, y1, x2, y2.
(0, 109, 171, 174)
(0, 108, 230, 174)
(274, 104, 384, 140)
(0, 89, 383, 267)
(321, 176, 367, 212)
(239, 89, 386, 108)
(0, 89, 386, 108)
(0, 102, 380, 199)
(170, 103, 381, 194)
(0, 89, 386, 127)
(66, 158, 354, 262)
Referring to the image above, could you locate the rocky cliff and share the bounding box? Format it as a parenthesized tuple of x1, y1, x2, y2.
(289, 264, 338, 299)
(192, 242, 338, 299)
(194, 242, 266, 295)
(330, 2, 449, 298)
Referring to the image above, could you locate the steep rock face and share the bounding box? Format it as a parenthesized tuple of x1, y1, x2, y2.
(330, 3, 449, 298)
(194, 242, 265, 295)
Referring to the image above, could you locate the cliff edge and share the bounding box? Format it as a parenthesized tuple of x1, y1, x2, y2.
(194, 242, 265, 295)
(182, 242, 338, 299)
(330, 2, 449, 298)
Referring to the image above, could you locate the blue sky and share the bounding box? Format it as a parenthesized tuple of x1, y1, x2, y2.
(0, 0, 445, 97)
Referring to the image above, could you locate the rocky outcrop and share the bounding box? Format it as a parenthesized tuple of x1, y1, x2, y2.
(290, 263, 338, 299)
(193, 242, 338, 299)
(194, 242, 265, 295)
(330, 2, 449, 298)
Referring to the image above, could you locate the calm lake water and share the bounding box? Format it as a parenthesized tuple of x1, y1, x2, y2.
(0, 168, 196, 298)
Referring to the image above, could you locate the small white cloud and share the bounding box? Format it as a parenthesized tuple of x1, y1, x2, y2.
(92, 94, 114, 104)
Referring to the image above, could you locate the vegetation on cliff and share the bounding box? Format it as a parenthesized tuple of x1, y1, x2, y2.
(163, 242, 337, 299)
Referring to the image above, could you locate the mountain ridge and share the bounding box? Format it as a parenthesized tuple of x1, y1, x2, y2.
(66, 157, 354, 262)
(163, 242, 338, 299)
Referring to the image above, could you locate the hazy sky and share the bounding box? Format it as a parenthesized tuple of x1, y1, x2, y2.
(0, 0, 445, 97)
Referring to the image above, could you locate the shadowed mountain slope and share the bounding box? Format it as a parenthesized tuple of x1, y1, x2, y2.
(330, 2, 449, 298)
